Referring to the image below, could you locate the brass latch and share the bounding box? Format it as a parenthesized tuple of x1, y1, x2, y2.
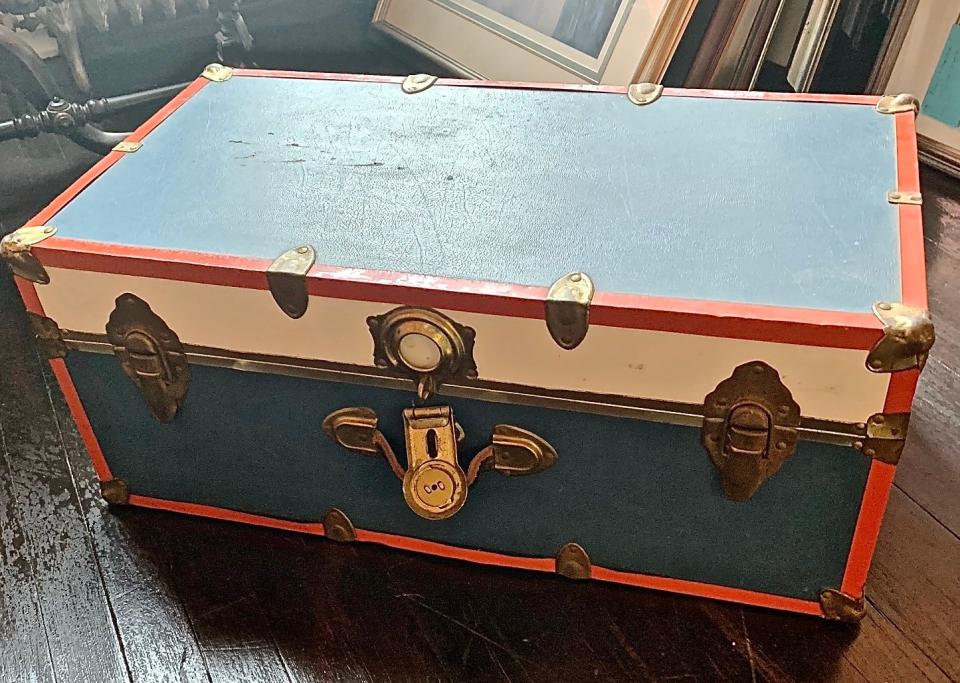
(105, 293, 190, 422)
(702, 362, 801, 502)
(323, 405, 557, 520)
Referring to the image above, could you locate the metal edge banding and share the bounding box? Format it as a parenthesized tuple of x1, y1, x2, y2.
(64, 334, 864, 448)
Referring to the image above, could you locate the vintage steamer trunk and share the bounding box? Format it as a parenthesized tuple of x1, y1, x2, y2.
(3, 66, 932, 621)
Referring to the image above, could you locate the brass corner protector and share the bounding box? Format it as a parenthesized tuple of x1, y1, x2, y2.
(819, 588, 867, 623)
(627, 82, 664, 106)
(1, 225, 57, 284)
(113, 140, 142, 153)
(323, 508, 356, 542)
(27, 312, 67, 359)
(876, 93, 919, 115)
(887, 191, 922, 205)
(266, 245, 315, 319)
(867, 302, 935, 373)
(555, 542, 591, 580)
(857, 412, 910, 465)
(100, 479, 130, 505)
(201, 63, 233, 82)
(401, 73, 437, 94)
(545, 272, 594, 350)
(106, 293, 190, 422)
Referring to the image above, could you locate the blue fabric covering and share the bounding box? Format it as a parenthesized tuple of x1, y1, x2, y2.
(68, 353, 869, 600)
(49, 76, 900, 312)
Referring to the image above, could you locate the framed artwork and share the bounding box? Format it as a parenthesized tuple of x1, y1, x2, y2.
(885, 1, 960, 177)
(373, 0, 700, 84)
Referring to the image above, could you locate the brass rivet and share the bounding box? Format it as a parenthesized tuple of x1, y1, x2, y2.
(570, 273, 582, 282)
(43, 226, 55, 234)
(872, 415, 885, 424)
(778, 405, 791, 415)
(854, 440, 864, 450)
(776, 441, 787, 450)
(890, 192, 901, 200)
(296, 246, 309, 254)
(856, 422, 866, 431)
(864, 448, 876, 457)
(891, 428, 900, 436)
(752, 365, 764, 374)
(869, 359, 884, 370)
(877, 302, 893, 311)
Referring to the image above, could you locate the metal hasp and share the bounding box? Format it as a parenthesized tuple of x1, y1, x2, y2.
(266, 245, 315, 319)
(100, 479, 130, 506)
(875, 93, 919, 115)
(322, 405, 557, 521)
(402, 406, 469, 520)
(545, 272, 594, 350)
(0, 225, 57, 283)
(627, 82, 664, 106)
(368, 306, 478, 400)
(555, 543, 591, 579)
(819, 588, 867, 623)
(322, 508, 356, 542)
(867, 302, 935, 373)
(858, 412, 910, 465)
(702, 362, 801, 502)
(402, 73, 438, 94)
(27, 313, 67, 359)
(105, 293, 190, 422)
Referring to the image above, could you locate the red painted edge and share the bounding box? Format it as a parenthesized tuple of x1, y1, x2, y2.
(14, 279, 113, 480)
(26, 77, 208, 228)
(232, 69, 879, 105)
(840, 461, 896, 597)
(894, 112, 928, 309)
(33, 238, 882, 349)
(126, 493, 824, 617)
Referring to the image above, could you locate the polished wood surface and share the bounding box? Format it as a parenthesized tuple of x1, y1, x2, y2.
(1, 166, 957, 682)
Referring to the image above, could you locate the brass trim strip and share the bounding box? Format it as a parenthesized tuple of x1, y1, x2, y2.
(63, 334, 865, 448)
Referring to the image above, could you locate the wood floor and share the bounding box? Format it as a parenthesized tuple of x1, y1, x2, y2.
(1, 162, 959, 681)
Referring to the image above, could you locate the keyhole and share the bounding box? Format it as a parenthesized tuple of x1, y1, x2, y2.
(426, 429, 439, 458)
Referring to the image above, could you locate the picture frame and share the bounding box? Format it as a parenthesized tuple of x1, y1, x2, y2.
(372, 0, 700, 84)
(884, 1, 960, 177)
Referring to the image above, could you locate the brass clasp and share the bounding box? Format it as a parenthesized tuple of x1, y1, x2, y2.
(322, 405, 557, 520)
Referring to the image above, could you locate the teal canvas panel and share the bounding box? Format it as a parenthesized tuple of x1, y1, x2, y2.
(47, 75, 900, 313)
(66, 352, 870, 601)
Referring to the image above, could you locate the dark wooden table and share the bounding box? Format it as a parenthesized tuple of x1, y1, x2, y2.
(1, 152, 958, 681)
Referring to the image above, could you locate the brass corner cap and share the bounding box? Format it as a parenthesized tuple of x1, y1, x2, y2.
(555, 542, 591, 579)
(627, 82, 664, 106)
(819, 588, 866, 623)
(202, 63, 234, 82)
(100, 479, 130, 505)
(867, 302, 935, 373)
(1, 225, 57, 284)
(876, 93, 919, 115)
(402, 74, 437, 94)
(113, 140, 142, 153)
(323, 508, 356, 542)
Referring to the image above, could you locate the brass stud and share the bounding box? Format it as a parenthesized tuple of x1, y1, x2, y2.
(819, 588, 867, 622)
(201, 63, 234, 82)
(555, 542, 591, 580)
(113, 140, 142, 153)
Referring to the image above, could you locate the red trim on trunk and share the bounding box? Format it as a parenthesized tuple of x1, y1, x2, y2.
(894, 112, 928, 309)
(233, 69, 879, 105)
(883, 370, 920, 413)
(125, 494, 824, 617)
(51, 358, 112, 480)
(840, 460, 896, 597)
(25, 77, 207, 228)
(34, 237, 882, 349)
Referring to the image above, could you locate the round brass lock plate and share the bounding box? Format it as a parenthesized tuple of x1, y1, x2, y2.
(403, 460, 467, 520)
